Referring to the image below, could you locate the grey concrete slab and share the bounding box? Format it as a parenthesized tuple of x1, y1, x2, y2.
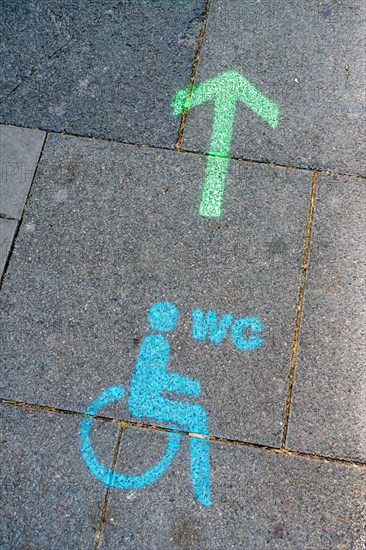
(287, 174, 366, 463)
(0, 125, 45, 219)
(0, 133, 312, 447)
(0, 218, 18, 277)
(0, 0, 206, 148)
(98, 425, 366, 549)
(180, 0, 366, 176)
(0, 403, 119, 549)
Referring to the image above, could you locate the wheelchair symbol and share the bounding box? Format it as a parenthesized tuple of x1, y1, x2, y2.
(80, 302, 211, 506)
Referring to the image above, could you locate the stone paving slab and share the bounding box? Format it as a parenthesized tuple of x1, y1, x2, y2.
(0, 403, 119, 549)
(98, 425, 366, 549)
(0, 1, 123, 102)
(0, 218, 18, 277)
(0, 0, 206, 148)
(287, 173, 366, 463)
(0, 125, 45, 219)
(181, 0, 366, 176)
(0, 133, 312, 447)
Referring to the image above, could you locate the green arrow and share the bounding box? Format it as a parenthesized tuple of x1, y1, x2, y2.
(172, 70, 279, 218)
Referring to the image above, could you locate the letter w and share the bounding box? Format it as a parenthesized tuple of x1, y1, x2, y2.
(192, 309, 232, 345)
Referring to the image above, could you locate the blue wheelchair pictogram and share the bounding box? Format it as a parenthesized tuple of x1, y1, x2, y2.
(80, 302, 211, 506)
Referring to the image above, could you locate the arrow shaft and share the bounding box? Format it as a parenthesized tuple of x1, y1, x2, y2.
(209, 97, 236, 156)
(199, 156, 229, 217)
(199, 98, 236, 217)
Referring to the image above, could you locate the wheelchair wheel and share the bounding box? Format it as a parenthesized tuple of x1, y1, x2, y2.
(80, 385, 182, 489)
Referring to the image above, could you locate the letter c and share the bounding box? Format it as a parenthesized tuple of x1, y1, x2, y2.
(231, 317, 263, 350)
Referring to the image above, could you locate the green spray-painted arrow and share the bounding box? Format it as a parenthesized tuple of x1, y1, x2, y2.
(172, 69, 279, 218)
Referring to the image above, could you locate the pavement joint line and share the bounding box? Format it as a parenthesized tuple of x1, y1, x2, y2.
(0, 123, 365, 180)
(0, 130, 48, 291)
(94, 422, 125, 549)
(179, 147, 366, 180)
(0, 397, 121, 424)
(1, 397, 365, 468)
(175, 0, 212, 151)
(0, 219, 19, 279)
(281, 170, 319, 449)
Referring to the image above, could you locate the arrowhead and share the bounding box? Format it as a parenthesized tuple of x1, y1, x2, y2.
(172, 69, 279, 128)
(233, 70, 279, 128)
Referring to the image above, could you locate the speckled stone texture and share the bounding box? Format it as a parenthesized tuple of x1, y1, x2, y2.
(181, 0, 366, 175)
(0, 0, 206, 147)
(0, 133, 312, 447)
(0, 404, 119, 549)
(287, 173, 366, 463)
(98, 425, 366, 549)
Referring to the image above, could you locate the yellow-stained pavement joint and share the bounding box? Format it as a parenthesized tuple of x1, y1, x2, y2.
(281, 170, 318, 449)
(175, 0, 212, 151)
(94, 423, 125, 549)
(1, 394, 365, 469)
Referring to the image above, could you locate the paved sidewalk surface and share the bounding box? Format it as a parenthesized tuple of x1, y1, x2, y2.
(1, 1, 365, 549)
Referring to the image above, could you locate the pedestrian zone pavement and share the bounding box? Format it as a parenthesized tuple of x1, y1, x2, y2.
(1, 1, 365, 548)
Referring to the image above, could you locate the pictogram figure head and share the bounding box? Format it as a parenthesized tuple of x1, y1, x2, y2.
(148, 301, 179, 332)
